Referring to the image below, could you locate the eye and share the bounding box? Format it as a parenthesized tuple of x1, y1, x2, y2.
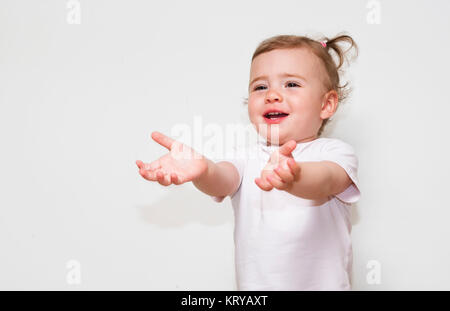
(252, 82, 300, 91)
(286, 82, 300, 88)
(253, 85, 267, 91)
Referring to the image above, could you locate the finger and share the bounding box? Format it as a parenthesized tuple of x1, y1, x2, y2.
(266, 175, 287, 190)
(170, 173, 183, 185)
(136, 160, 144, 169)
(140, 169, 157, 181)
(287, 158, 301, 180)
(255, 177, 273, 191)
(278, 140, 297, 156)
(151, 131, 175, 151)
(274, 166, 294, 183)
(156, 171, 171, 186)
(255, 177, 270, 191)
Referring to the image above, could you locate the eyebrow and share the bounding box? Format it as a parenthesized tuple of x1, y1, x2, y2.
(249, 72, 307, 88)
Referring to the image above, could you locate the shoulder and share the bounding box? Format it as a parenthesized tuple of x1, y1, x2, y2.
(310, 137, 357, 154)
(297, 137, 358, 165)
(314, 138, 359, 173)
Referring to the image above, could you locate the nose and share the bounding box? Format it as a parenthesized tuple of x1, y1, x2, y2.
(265, 88, 283, 104)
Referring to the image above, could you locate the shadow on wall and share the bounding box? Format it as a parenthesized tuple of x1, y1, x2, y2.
(135, 184, 233, 228)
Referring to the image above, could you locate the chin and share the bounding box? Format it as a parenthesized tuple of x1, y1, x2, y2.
(263, 133, 288, 146)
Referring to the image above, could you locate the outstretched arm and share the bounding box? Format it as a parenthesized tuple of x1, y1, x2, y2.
(193, 159, 240, 198)
(254, 140, 353, 200)
(286, 161, 352, 200)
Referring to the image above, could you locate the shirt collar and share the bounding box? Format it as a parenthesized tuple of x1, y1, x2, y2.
(256, 138, 319, 156)
(257, 139, 280, 155)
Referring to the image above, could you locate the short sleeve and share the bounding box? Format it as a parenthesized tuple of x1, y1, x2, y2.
(319, 139, 361, 204)
(210, 147, 247, 203)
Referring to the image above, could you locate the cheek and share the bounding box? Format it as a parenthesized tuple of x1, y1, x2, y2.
(289, 103, 320, 124)
(247, 98, 260, 118)
(291, 90, 311, 103)
(290, 92, 322, 113)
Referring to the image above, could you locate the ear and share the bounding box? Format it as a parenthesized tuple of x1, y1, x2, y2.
(320, 90, 338, 120)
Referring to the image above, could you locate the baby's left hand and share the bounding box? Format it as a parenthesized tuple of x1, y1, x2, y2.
(255, 140, 301, 192)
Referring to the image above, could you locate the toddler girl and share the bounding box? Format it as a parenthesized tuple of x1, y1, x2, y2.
(136, 33, 361, 291)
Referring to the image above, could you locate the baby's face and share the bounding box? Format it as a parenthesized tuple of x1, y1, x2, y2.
(248, 48, 334, 145)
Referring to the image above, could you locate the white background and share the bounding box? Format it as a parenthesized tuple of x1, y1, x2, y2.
(1, 0, 449, 290)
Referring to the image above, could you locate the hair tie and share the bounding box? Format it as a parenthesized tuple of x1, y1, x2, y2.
(320, 41, 327, 48)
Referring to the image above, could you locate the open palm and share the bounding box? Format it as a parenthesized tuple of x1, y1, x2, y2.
(136, 131, 208, 186)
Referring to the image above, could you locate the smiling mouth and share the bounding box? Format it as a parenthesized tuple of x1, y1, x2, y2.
(264, 112, 289, 119)
(263, 112, 289, 124)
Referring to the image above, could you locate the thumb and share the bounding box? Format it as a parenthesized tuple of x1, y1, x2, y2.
(278, 140, 297, 156)
(151, 131, 175, 151)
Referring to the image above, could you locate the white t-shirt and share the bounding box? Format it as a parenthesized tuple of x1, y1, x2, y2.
(211, 137, 361, 291)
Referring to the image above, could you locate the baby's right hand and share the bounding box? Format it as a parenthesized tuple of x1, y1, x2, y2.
(136, 131, 208, 186)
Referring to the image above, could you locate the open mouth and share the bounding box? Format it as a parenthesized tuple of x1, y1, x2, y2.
(264, 112, 289, 119)
(263, 111, 289, 124)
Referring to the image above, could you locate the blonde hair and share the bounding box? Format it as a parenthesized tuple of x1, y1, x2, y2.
(244, 32, 358, 137)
